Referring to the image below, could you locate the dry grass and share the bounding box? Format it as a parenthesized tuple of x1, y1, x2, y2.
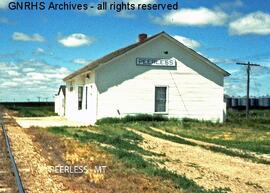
(26, 127, 184, 193)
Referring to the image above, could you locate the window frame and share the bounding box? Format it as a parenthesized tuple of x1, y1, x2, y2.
(69, 82, 74, 92)
(85, 86, 88, 110)
(154, 86, 169, 114)
(78, 86, 83, 110)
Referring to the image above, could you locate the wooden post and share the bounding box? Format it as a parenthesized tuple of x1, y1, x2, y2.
(236, 62, 260, 119)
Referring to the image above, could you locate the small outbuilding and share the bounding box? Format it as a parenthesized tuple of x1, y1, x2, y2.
(54, 85, 66, 116)
(61, 32, 230, 124)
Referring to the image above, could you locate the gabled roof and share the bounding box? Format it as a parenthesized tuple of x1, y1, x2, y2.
(57, 85, 66, 96)
(64, 31, 229, 81)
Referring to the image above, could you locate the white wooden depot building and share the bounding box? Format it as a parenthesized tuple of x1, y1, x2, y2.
(54, 85, 66, 116)
(57, 32, 230, 124)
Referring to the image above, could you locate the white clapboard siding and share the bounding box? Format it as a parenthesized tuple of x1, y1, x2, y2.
(54, 89, 65, 116)
(65, 73, 98, 124)
(95, 35, 225, 122)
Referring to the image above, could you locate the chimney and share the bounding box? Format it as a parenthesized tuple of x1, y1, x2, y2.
(138, 33, 147, 43)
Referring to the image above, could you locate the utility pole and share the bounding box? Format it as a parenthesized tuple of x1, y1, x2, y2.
(236, 62, 260, 119)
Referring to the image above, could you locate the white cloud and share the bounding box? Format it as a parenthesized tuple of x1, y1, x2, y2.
(208, 58, 218, 63)
(7, 70, 20, 76)
(36, 48, 45, 53)
(22, 68, 35, 72)
(0, 60, 71, 101)
(173, 35, 200, 49)
(152, 7, 228, 26)
(1, 82, 18, 87)
(58, 33, 94, 47)
(208, 58, 238, 65)
(35, 48, 45, 54)
(229, 12, 270, 35)
(0, 0, 11, 9)
(12, 32, 45, 42)
(72, 58, 91, 65)
(33, 48, 54, 56)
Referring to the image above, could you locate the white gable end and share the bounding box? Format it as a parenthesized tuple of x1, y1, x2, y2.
(95, 35, 226, 122)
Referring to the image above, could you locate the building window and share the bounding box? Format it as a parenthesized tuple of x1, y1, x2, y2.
(85, 86, 88, 110)
(155, 86, 167, 113)
(70, 82, 73, 92)
(78, 86, 83, 110)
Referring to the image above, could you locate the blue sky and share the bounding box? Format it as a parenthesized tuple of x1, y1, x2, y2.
(0, 0, 270, 101)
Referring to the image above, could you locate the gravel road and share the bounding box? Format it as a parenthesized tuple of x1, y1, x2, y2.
(129, 128, 270, 193)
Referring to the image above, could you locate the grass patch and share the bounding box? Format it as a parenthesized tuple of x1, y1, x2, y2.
(27, 127, 184, 193)
(127, 123, 197, 146)
(100, 110, 270, 155)
(46, 125, 230, 193)
(158, 115, 270, 154)
(6, 105, 56, 117)
(126, 124, 270, 164)
(206, 146, 270, 165)
(96, 114, 171, 124)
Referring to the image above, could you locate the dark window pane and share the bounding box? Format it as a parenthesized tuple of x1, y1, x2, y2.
(78, 86, 83, 110)
(85, 87, 88, 110)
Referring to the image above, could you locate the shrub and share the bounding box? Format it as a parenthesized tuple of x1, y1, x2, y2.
(96, 114, 169, 124)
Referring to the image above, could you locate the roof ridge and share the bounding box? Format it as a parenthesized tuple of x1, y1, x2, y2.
(64, 31, 164, 81)
(63, 31, 229, 81)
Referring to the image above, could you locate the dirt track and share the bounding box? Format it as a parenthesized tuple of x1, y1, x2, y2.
(129, 128, 270, 193)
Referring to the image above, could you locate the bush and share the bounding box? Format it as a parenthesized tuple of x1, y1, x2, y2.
(96, 114, 169, 124)
(5, 105, 56, 117)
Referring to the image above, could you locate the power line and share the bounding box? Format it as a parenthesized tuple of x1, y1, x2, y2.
(236, 62, 260, 119)
(250, 68, 260, 97)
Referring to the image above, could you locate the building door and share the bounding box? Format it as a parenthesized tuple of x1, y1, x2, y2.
(155, 87, 167, 113)
(78, 86, 83, 110)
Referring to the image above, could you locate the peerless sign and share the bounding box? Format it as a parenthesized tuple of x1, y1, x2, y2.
(136, 58, 176, 67)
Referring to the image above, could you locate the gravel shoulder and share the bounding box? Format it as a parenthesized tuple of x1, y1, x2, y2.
(129, 128, 270, 193)
(0, 117, 17, 193)
(15, 116, 88, 128)
(3, 112, 73, 193)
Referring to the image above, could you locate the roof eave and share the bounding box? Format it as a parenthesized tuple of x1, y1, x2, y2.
(63, 32, 166, 82)
(64, 31, 230, 80)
